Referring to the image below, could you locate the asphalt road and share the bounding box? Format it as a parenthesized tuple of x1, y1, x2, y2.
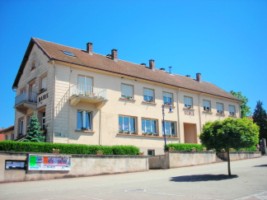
(1, 156, 267, 200)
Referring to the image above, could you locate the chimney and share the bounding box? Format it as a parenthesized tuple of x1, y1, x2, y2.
(86, 42, 93, 55)
(111, 49, 118, 61)
(149, 59, 155, 70)
(196, 73, 201, 82)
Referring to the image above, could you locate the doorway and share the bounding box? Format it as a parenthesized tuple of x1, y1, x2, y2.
(184, 123, 197, 143)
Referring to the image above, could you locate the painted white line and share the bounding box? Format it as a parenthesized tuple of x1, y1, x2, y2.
(234, 191, 267, 200)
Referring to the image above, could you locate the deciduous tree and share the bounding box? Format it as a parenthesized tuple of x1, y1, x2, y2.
(230, 90, 250, 118)
(200, 118, 259, 176)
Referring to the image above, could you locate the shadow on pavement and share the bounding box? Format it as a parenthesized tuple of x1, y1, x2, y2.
(170, 174, 238, 182)
(254, 164, 267, 167)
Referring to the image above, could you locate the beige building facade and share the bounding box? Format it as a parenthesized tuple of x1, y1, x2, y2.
(13, 38, 240, 155)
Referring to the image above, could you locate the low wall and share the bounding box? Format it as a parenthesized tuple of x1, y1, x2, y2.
(0, 152, 149, 183)
(217, 152, 261, 161)
(169, 152, 216, 168)
(149, 152, 261, 169)
(149, 154, 170, 169)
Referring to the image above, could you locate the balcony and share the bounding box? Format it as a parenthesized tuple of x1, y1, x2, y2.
(69, 85, 107, 107)
(15, 92, 37, 114)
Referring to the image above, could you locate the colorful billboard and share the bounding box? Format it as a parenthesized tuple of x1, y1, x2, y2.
(28, 154, 71, 171)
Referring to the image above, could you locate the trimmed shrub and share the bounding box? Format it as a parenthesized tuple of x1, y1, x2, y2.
(0, 141, 140, 155)
(167, 143, 205, 152)
(112, 145, 140, 155)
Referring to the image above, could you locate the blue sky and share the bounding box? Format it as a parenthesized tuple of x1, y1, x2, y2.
(0, 0, 266, 128)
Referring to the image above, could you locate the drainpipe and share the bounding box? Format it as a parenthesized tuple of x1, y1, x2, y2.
(51, 60, 56, 143)
(67, 66, 72, 143)
(198, 93, 202, 143)
(176, 89, 181, 143)
(98, 109, 102, 145)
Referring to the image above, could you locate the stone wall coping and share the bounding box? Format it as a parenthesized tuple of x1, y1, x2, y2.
(0, 151, 147, 158)
(168, 151, 215, 154)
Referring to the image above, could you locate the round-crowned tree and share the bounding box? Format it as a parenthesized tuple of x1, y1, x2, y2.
(200, 117, 259, 176)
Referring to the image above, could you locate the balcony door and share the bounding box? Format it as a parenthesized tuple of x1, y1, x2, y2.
(77, 75, 93, 96)
(29, 81, 37, 102)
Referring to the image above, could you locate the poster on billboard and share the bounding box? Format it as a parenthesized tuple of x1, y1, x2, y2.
(28, 154, 71, 171)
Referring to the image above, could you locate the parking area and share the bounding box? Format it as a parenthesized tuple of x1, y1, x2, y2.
(0, 156, 267, 200)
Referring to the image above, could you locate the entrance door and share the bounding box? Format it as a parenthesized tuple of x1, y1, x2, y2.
(184, 123, 197, 143)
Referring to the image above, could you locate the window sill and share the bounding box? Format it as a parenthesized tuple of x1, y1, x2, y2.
(229, 114, 237, 118)
(142, 101, 156, 105)
(163, 104, 175, 109)
(75, 129, 95, 134)
(119, 97, 135, 102)
(183, 107, 194, 111)
(142, 133, 159, 137)
(117, 132, 138, 136)
(117, 133, 178, 139)
(216, 113, 225, 117)
(202, 110, 212, 114)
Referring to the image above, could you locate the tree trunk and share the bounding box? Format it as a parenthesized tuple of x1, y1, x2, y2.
(227, 148, 232, 176)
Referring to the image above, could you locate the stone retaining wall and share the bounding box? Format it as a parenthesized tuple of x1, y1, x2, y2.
(217, 152, 261, 161)
(149, 152, 261, 169)
(0, 152, 149, 183)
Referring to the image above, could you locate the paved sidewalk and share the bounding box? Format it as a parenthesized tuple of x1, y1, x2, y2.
(0, 156, 267, 200)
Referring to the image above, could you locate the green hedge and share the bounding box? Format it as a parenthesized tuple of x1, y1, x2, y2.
(229, 146, 258, 153)
(0, 141, 140, 155)
(166, 143, 205, 152)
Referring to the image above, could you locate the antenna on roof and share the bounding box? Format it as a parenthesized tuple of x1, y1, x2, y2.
(168, 66, 172, 74)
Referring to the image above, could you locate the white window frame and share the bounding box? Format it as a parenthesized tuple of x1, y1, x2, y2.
(121, 83, 134, 100)
(40, 75, 47, 92)
(229, 105, 236, 116)
(163, 92, 173, 105)
(142, 118, 158, 135)
(18, 118, 24, 135)
(119, 115, 137, 134)
(184, 96, 193, 109)
(77, 75, 93, 95)
(76, 110, 93, 131)
(162, 121, 176, 136)
(216, 102, 224, 114)
(143, 88, 155, 102)
(203, 99, 211, 112)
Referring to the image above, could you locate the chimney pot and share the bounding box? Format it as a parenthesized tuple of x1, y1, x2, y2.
(149, 59, 155, 70)
(111, 49, 118, 61)
(196, 73, 202, 82)
(86, 42, 93, 55)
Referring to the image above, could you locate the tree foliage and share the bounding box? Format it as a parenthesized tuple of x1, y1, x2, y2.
(200, 118, 259, 176)
(253, 101, 267, 141)
(230, 90, 250, 118)
(24, 114, 45, 142)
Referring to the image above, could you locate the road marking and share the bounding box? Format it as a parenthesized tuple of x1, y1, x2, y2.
(235, 191, 267, 200)
(124, 188, 184, 197)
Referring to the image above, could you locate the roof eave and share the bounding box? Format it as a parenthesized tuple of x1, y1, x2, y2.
(53, 59, 239, 102)
(12, 38, 52, 89)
